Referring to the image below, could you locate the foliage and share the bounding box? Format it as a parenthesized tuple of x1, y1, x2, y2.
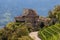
(48, 5, 60, 23)
(18, 36, 33, 40)
(0, 22, 33, 40)
(38, 23, 60, 40)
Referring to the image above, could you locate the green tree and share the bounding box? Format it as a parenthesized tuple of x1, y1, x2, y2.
(48, 5, 60, 24)
(0, 22, 33, 40)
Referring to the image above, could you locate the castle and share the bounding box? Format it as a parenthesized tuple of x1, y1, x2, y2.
(15, 9, 51, 30)
(15, 9, 39, 27)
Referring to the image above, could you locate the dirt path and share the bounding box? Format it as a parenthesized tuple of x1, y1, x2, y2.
(29, 31, 41, 40)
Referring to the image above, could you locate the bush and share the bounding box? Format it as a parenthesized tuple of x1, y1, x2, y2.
(0, 22, 33, 40)
(18, 36, 33, 40)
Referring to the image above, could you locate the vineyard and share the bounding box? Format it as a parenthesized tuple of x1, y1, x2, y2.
(38, 24, 60, 40)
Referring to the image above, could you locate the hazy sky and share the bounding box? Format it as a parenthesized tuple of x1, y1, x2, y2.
(0, 0, 60, 27)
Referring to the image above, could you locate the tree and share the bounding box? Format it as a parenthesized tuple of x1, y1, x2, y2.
(0, 22, 33, 40)
(48, 5, 60, 24)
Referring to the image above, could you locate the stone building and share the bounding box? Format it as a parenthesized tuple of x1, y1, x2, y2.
(39, 17, 51, 28)
(15, 9, 39, 27)
(15, 9, 51, 31)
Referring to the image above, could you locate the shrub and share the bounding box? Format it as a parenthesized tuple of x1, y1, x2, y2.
(0, 22, 32, 40)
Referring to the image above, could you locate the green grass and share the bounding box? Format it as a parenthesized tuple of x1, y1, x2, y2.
(38, 24, 60, 40)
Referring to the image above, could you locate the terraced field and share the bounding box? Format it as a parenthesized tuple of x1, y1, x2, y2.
(38, 24, 60, 40)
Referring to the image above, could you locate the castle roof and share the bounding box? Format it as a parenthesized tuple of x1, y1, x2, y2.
(15, 9, 39, 21)
(22, 9, 38, 16)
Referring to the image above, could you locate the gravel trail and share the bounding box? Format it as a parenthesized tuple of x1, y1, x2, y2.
(29, 31, 41, 40)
